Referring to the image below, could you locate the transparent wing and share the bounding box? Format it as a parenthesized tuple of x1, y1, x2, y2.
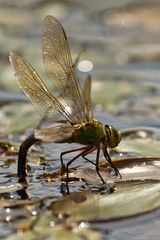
(70, 75, 93, 121)
(34, 125, 75, 143)
(42, 15, 86, 123)
(9, 52, 74, 124)
(82, 75, 93, 121)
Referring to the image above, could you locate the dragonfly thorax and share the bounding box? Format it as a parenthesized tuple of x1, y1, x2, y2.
(73, 119, 105, 146)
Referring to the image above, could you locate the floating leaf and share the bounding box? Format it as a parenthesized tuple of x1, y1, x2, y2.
(0, 102, 40, 134)
(51, 180, 160, 221)
(5, 211, 102, 240)
(118, 138, 160, 158)
(0, 183, 23, 194)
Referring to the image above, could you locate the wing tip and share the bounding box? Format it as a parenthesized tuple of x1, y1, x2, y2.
(44, 15, 54, 22)
(9, 51, 20, 64)
(43, 15, 60, 25)
(9, 51, 14, 62)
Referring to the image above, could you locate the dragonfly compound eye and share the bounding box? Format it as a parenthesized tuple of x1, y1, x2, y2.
(105, 125, 122, 148)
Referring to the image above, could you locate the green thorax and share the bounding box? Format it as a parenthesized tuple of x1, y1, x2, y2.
(73, 119, 105, 146)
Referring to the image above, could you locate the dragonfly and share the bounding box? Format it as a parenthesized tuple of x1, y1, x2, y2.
(9, 15, 122, 191)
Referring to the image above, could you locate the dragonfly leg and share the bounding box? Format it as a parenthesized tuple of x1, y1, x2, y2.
(60, 146, 87, 175)
(95, 146, 105, 184)
(18, 134, 38, 180)
(82, 156, 96, 166)
(81, 146, 97, 166)
(103, 146, 122, 178)
(65, 147, 91, 193)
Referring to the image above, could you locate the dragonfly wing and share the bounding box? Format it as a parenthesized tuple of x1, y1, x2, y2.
(42, 15, 86, 124)
(82, 75, 93, 121)
(70, 75, 93, 121)
(34, 125, 75, 143)
(9, 52, 74, 123)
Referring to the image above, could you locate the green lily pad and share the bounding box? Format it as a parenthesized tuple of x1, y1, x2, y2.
(92, 80, 137, 110)
(5, 211, 102, 240)
(118, 138, 160, 158)
(50, 180, 160, 221)
(0, 102, 40, 134)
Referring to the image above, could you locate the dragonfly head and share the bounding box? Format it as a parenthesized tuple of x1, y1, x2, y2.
(104, 124, 122, 148)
